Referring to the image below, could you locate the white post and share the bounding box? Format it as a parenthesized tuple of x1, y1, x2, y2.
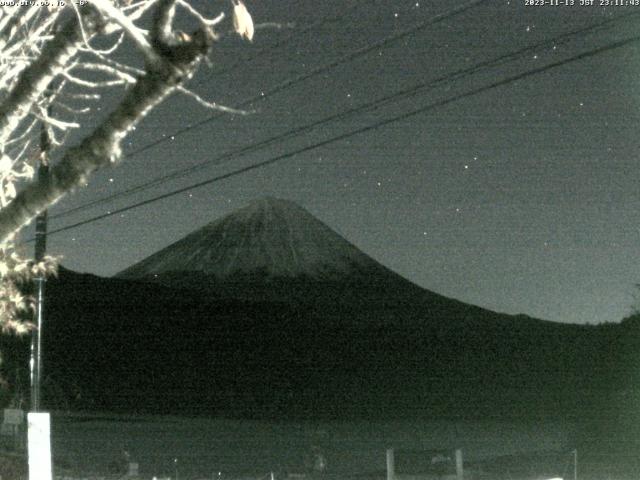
(386, 448, 395, 480)
(27, 412, 52, 480)
(128, 462, 139, 477)
(455, 449, 463, 480)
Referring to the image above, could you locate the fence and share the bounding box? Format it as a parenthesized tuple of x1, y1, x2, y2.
(386, 448, 463, 480)
(469, 449, 576, 480)
(385, 448, 585, 480)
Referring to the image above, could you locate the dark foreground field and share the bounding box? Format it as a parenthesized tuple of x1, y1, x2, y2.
(44, 413, 605, 478)
(0, 411, 638, 480)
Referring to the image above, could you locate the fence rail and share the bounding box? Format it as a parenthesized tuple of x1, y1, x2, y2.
(386, 448, 463, 480)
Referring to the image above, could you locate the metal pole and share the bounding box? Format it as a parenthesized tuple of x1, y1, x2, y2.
(30, 107, 51, 412)
(386, 448, 395, 480)
(573, 449, 578, 480)
(455, 449, 463, 480)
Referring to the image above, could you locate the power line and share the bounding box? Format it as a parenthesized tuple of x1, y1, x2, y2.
(50, 11, 640, 221)
(33, 33, 640, 241)
(46, 2, 381, 221)
(128, 0, 377, 144)
(50, 0, 490, 220)
(112, 0, 489, 159)
(206, 0, 372, 80)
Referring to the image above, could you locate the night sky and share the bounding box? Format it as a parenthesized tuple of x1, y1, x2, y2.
(28, 0, 640, 325)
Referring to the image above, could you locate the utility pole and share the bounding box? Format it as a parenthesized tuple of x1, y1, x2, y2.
(27, 103, 53, 480)
(30, 107, 51, 412)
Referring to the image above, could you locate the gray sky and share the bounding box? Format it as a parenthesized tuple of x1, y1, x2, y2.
(35, 0, 640, 324)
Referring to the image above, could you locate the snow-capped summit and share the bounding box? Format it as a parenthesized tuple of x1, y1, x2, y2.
(117, 197, 388, 282)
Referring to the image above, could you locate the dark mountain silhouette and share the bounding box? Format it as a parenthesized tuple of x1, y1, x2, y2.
(119, 197, 385, 282)
(2, 197, 638, 426)
(116, 197, 435, 307)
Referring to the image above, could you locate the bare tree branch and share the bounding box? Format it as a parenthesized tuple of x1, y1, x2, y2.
(0, 6, 39, 49)
(0, 0, 255, 335)
(0, 9, 105, 146)
(0, 19, 214, 242)
(87, 0, 162, 67)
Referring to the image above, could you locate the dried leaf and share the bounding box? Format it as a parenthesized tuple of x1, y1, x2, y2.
(233, 0, 254, 42)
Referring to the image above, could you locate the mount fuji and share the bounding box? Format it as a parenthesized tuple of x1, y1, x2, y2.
(119, 196, 383, 281)
(10, 197, 634, 420)
(116, 197, 458, 309)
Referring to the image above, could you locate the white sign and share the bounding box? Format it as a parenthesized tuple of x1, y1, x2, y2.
(28, 412, 52, 480)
